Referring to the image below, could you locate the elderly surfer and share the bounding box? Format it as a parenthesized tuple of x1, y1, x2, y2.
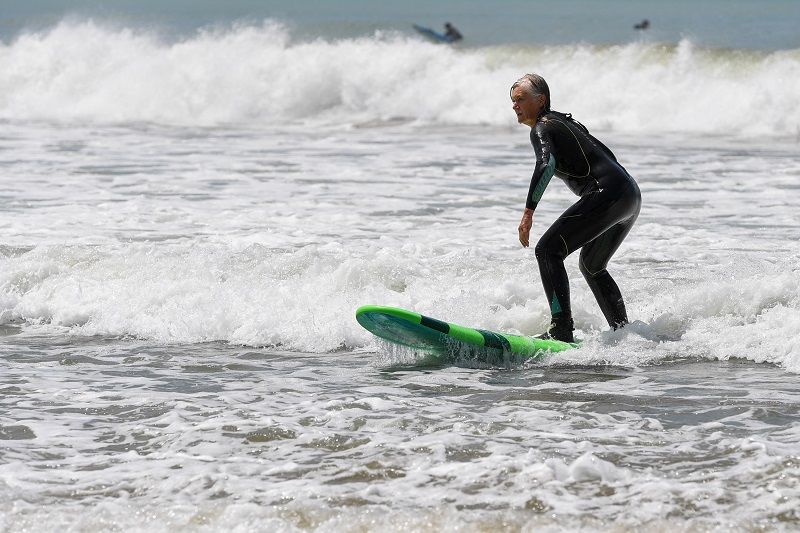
(511, 73, 641, 342)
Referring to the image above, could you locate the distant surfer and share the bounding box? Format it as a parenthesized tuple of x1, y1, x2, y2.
(511, 74, 641, 342)
(443, 22, 463, 42)
(634, 19, 650, 30)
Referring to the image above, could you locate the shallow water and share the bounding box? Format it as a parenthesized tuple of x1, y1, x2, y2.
(2, 10, 800, 531)
(2, 333, 799, 531)
(2, 118, 800, 530)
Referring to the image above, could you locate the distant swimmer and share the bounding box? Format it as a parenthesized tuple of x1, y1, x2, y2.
(443, 22, 463, 42)
(510, 74, 641, 342)
(634, 19, 650, 30)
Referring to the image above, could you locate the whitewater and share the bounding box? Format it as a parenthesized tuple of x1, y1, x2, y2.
(2, 20, 800, 532)
(1, 21, 799, 134)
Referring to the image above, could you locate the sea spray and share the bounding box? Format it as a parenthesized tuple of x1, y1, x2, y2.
(1, 20, 798, 135)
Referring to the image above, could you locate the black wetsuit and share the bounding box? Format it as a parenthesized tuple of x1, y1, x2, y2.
(526, 110, 641, 333)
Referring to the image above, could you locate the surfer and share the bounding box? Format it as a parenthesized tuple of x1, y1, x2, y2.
(510, 73, 641, 342)
(443, 22, 463, 42)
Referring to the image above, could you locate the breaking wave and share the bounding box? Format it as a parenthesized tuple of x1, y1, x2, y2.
(1, 19, 798, 135)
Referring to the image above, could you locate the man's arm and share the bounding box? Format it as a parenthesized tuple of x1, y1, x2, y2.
(526, 125, 556, 211)
(519, 124, 556, 247)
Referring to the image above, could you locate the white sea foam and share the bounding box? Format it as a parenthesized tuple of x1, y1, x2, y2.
(0, 117, 798, 372)
(2, 351, 797, 531)
(1, 239, 799, 372)
(3, 12, 800, 533)
(1, 20, 799, 135)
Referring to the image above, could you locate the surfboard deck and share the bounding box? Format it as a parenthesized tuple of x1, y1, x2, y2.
(356, 305, 578, 365)
(413, 24, 453, 43)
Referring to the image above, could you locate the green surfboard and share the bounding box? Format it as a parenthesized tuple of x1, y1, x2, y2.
(356, 305, 578, 364)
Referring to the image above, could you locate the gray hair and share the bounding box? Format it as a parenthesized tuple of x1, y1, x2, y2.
(510, 73, 551, 112)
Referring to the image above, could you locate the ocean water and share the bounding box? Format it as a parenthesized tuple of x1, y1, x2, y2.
(1, 2, 800, 531)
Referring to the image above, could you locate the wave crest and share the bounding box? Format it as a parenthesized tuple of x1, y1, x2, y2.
(1, 20, 799, 135)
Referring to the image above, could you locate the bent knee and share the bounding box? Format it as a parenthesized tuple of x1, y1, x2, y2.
(535, 236, 569, 261)
(579, 255, 607, 279)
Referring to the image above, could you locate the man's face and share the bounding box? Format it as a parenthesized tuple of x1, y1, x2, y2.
(511, 85, 545, 127)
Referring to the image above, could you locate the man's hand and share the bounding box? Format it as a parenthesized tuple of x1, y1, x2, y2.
(518, 208, 534, 247)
